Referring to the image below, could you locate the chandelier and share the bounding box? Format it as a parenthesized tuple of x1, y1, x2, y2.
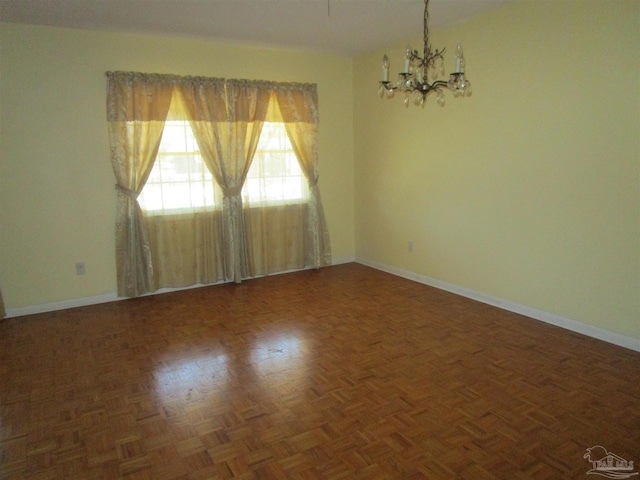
(378, 0, 472, 107)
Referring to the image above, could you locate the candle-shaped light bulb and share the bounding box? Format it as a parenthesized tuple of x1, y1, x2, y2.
(382, 55, 390, 82)
(455, 44, 465, 73)
(403, 46, 412, 73)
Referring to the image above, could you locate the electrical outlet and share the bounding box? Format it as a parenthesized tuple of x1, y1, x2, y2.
(75, 262, 86, 275)
(408, 241, 413, 253)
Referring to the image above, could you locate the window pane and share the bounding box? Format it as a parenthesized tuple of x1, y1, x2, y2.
(159, 183, 189, 210)
(189, 182, 209, 208)
(139, 184, 164, 211)
(146, 164, 164, 183)
(264, 178, 283, 201)
(158, 124, 188, 153)
(188, 155, 207, 182)
(264, 153, 284, 177)
(242, 122, 308, 206)
(283, 154, 300, 175)
(282, 177, 303, 200)
(140, 121, 217, 214)
(243, 178, 261, 203)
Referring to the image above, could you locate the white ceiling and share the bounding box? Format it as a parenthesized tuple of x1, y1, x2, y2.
(0, 0, 517, 56)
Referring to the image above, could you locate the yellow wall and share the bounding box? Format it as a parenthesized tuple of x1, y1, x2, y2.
(2, 1, 639, 344)
(354, 0, 639, 339)
(0, 24, 355, 308)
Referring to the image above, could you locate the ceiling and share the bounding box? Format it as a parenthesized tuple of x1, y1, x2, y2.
(0, 0, 517, 56)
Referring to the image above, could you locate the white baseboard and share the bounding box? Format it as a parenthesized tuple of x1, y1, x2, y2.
(8, 257, 636, 353)
(356, 258, 640, 353)
(3, 259, 358, 319)
(331, 256, 357, 265)
(6, 292, 121, 318)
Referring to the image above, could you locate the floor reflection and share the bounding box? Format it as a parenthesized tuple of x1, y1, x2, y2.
(250, 331, 308, 396)
(152, 327, 309, 404)
(251, 333, 303, 372)
(153, 351, 228, 403)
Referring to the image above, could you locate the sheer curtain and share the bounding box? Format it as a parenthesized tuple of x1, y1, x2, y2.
(179, 79, 271, 283)
(242, 113, 308, 277)
(106, 72, 174, 297)
(275, 85, 331, 268)
(141, 96, 226, 289)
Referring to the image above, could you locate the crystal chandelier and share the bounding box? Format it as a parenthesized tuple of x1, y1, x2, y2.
(378, 0, 472, 107)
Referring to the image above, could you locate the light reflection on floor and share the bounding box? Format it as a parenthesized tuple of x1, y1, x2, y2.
(251, 333, 305, 381)
(251, 332, 308, 397)
(153, 352, 229, 403)
(153, 329, 308, 403)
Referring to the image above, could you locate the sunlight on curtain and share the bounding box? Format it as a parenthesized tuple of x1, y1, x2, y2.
(275, 87, 331, 268)
(106, 72, 174, 297)
(179, 79, 271, 283)
(139, 115, 225, 288)
(243, 121, 310, 276)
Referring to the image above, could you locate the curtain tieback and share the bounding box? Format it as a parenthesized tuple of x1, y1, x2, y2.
(115, 185, 137, 198)
(225, 186, 243, 197)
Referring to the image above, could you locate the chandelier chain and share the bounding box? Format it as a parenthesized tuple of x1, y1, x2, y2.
(423, 0, 430, 63)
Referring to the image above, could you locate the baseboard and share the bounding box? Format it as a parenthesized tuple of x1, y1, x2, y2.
(356, 258, 640, 353)
(3, 259, 358, 319)
(6, 292, 121, 318)
(10, 257, 635, 353)
(331, 256, 357, 265)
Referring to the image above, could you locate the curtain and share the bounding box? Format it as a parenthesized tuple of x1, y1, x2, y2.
(106, 72, 174, 297)
(144, 210, 226, 289)
(243, 203, 307, 277)
(275, 86, 331, 268)
(179, 79, 271, 283)
(0, 288, 5, 319)
(107, 72, 331, 295)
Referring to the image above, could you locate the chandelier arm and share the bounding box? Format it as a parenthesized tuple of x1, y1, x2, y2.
(430, 80, 449, 89)
(417, 80, 450, 96)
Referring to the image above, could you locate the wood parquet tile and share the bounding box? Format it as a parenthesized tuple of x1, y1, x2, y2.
(1, 263, 639, 479)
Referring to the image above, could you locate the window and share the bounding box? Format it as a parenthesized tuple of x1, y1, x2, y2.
(243, 123, 309, 206)
(138, 122, 307, 214)
(138, 121, 217, 214)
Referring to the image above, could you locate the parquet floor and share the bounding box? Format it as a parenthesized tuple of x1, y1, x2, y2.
(1, 263, 639, 479)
